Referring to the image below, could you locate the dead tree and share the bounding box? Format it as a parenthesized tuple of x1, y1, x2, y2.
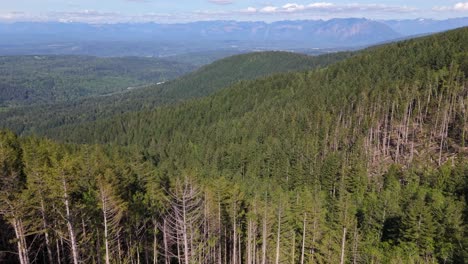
(98, 179, 125, 264)
(162, 177, 203, 264)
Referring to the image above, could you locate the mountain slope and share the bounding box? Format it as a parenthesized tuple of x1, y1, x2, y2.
(0, 55, 195, 106)
(39, 27, 468, 262)
(49, 27, 468, 166)
(140, 51, 351, 99)
(383, 17, 468, 35)
(315, 18, 400, 44)
(1, 28, 467, 264)
(0, 51, 353, 135)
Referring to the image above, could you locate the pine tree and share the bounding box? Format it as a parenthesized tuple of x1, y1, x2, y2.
(0, 131, 29, 264)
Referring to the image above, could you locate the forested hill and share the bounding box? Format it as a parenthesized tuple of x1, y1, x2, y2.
(0, 51, 352, 135)
(0, 28, 467, 263)
(128, 51, 352, 100)
(42, 28, 467, 261)
(50, 27, 468, 162)
(0, 55, 195, 107)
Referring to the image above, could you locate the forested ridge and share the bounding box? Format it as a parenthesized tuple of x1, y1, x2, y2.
(0, 55, 195, 107)
(0, 51, 351, 135)
(0, 28, 468, 264)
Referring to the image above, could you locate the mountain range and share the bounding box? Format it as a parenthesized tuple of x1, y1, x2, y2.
(1, 17, 467, 56)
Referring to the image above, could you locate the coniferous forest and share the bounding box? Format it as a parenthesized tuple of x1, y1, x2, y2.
(1, 28, 468, 263)
(0, 56, 196, 107)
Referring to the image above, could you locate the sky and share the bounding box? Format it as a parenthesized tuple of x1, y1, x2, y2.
(0, 0, 467, 23)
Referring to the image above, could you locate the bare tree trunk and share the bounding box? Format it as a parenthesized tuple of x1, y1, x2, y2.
(238, 231, 242, 264)
(189, 222, 195, 263)
(153, 220, 158, 264)
(39, 197, 54, 264)
(99, 181, 124, 264)
(233, 202, 237, 264)
(165, 179, 203, 264)
(439, 109, 448, 165)
(275, 207, 281, 264)
(253, 230, 257, 264)
(60, 237, 65, 264)
(182, 195, 190, 264)
(340, 228, 347, 264)
(13, 217, 29, 264)
(163, 219, 169, 264)
(137, 243, 141, 264)
(103, 196, 110, 264)
(203, 193, 208, 264)
(218, 201, 222, 264)
(177, 226, 182, 264)
(247, 219, 252, 264)
(261, 205, 267, 264)
(387, 102, 395, 156)
(62, 177, 79, 264)
(224, 229, 227, 264)
(300, 213, 306, 264)
(395, 127, 401, 162)
(461, 95, 467, 148)
(56, 237, 62, 264)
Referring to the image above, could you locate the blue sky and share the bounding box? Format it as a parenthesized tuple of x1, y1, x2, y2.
(0, 0, 467, 23)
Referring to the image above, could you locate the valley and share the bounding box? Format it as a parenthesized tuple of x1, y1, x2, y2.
(0, 55, 195, 107)
(0, 51, 353, 136)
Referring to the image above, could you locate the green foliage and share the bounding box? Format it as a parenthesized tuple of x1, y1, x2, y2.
(0, 51, 352, 136)
(0, 28, 467, 263)
(0, 55, 195, 107)
(0, 130, 24, 194)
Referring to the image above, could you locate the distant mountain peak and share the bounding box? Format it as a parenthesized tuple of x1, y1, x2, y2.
(0, 17, 466, 56)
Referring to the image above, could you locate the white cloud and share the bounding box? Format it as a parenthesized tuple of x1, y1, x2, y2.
(194, 3, 418, 20)
(0, 12, 30, 21)
(240, 2, 416, 15)
(240, 7, 257, 13)
(454, 2, 468, 11)
(260, 6, 278, 13)
(308, 2, 335, 8)
(0, 10, 181, 23)
(48, 10, 125, 23)
(0, 2, 421, 23)
(433, 2, 468, 11)
(282, 3, 306, 12)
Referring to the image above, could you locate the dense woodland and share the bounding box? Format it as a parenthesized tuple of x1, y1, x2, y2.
(0, 51, 352, 135)
(0, 55, 195, 107)
(0, 28, 468, 263)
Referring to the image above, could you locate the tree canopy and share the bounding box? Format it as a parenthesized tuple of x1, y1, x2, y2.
(0, 28, 467, 263)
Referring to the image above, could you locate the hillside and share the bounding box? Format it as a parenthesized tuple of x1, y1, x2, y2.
(45, 28, 468, 260)
(0, 51, 353, 135)
(163, 49, 248, 66)
(0, 28, 467, 263)
(0, 55, 195, 106)
(383, 17, 468, 35)
(50, 28, 468, 157)
(139, 51, 351, 99)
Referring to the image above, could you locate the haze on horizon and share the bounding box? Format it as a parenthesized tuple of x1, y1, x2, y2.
(0, 0, 468, 23)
